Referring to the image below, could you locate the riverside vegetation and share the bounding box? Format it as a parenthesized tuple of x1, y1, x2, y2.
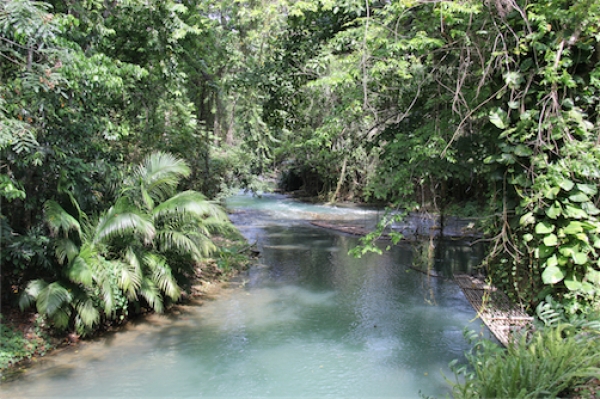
(1, 0, 600, 396)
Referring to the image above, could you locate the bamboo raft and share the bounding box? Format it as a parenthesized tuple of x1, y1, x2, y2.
(454, 274, 533, 347)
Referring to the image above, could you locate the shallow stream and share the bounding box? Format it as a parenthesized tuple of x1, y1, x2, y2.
(1, 193, 487, 398)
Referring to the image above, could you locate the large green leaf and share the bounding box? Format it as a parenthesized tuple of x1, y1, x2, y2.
(144, 253, 181, 301)
(572, 251, 588, 265)
(542, 265, 565, 284)
(139, 278, 164, 313)
(520, 212, 535, 226)
(569, 192, 590, 203)
(489, 108, 507, 129)
(545, 202, 562, 219)
(586, 268, 600, 285)
(19, 279, 48, 311)
(563, 221, 583, 235)
(535, 244, 555, 259)
(564, 204, 588, 219)
(559, 243, 578, 258)
(581, 201, 600, 216)
(74, 296, 100, 330)
(55, 238, 80, 265)
(514, 145, 533, 157)
(535, 221, 555, 234)
(557, 179, 574, 191)
(576, 183, 597, 196)
(564, 277, 582, 291)
(543, 233, 558, 246)
(133, 152, 191, 208)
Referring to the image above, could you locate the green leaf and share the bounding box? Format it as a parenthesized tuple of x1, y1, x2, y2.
(545, 202, 562, 219)
(581, 282, 595, 294)
(559, 244, 578, 258)
(544, 187, 560, 199)
(586, 268, 600, 285)
(66, 257, 94, 286)
(543, 233, 558, 246)
(535, 221, 555, 234)
(558, 179, 575, 191)
(563, 221, 583, 235)
(564, 204, 588, 219)
(536, 244, 555, 259)
(564, 278, 582, 291)
(542, 265, 565, 284)
(489, 109, 507, 129)
(44, 200, 82, 237)
(581, 202, 600, 216)
(576, 183, 597, 196)
(572, 252, 588, 265)
(37, 282, 72, 318)
(520, 212, 535, 226)
(514, 145, 533, 157)
(569, 192, 590, 202)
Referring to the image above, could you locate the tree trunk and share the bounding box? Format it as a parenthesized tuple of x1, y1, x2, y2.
(329, 156, 348, 204)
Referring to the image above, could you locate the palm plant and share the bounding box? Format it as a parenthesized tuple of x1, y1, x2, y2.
(20, 152, 231, 335)
(19, 199, 154, 334)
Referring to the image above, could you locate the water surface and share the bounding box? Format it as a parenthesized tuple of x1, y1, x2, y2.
(1, 193, 486, 398)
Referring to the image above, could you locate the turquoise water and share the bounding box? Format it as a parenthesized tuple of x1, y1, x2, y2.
(1, 193, 486, 398)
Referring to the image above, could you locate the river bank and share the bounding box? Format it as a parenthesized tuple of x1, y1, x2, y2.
(0, 239, 254, 381)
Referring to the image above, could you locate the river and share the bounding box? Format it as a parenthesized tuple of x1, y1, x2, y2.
(1, 193, 487, 398)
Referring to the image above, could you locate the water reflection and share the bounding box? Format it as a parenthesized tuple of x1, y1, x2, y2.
(1, 193, 486, 398)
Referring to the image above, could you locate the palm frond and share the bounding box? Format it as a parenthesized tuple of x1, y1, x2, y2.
(73, 295, 100, 331)
(19, 279, 48, 311)
(143, 253, 181, 301)
(55, 237, 80, 265)
(134, 152, 191, 207)
(116, 258, 142, 299)
(121, 248, 143, 299)
(50, 306, 72, 330)
(66, 255, 94, 287)
(36, 281, 72, 318)
(155, 230, 203, 260)
(153, 191, 228, 222)
(100, 276, 116, 316)
(44, 200, 81, 238)
(191, 233, 218, 257)
(93, 206, 155, 245)
(139, 277, 164, 313)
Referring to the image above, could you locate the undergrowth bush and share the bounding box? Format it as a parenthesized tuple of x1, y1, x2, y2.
(449, 299, 600, 399)
(0, 315, 52, 373)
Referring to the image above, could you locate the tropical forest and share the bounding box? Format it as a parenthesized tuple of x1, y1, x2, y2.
(1, 0, 599, 397)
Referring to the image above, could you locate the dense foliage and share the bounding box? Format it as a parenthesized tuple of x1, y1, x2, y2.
(1, 1, 242, 303)
(2, 1, 600, 393)
(244, 0, 600, 313)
